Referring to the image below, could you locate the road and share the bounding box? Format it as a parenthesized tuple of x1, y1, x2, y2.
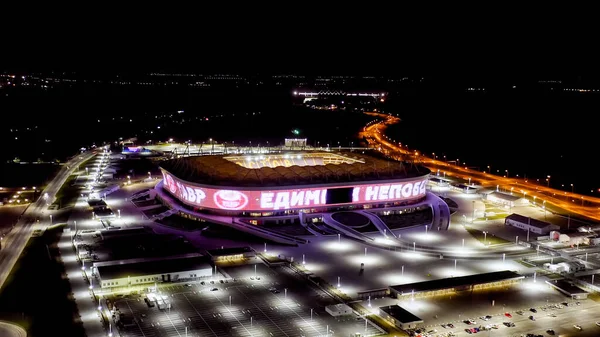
(361, 112, 600, 221)
(0, 151, 95, 292)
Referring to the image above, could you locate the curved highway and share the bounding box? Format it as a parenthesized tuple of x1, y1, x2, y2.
(0, 321, 27, 337)
(360, 112, 600, 221)
(0, 152, 95, 292)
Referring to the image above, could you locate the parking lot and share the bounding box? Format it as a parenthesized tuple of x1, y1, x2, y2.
(110, 263, 385, 337)
(366, 276, 600, 337)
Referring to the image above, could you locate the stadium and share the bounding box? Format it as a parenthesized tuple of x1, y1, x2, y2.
(152, 151, 449, 245)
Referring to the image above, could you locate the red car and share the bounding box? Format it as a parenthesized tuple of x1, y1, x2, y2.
(504, 312, 512, 318)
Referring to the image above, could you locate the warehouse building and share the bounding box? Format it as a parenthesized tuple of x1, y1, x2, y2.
(546, 279, 589, 299)
(389, 270, 524, 299)
(487, 192, 528, 207)
(379, 305, 423, 330)
(95, 253, 212, 289)
(505, 213, 560, 235)
(205, 246, 256, 262)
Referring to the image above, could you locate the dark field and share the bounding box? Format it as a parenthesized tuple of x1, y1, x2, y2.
(0, 164, 60, 188)
(0, 225, 85, 337)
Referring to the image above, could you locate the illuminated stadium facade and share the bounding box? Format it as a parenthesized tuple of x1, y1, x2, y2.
(157, 152, 431, 216)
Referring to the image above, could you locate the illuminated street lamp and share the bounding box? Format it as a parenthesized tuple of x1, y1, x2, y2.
(117, 209, 121, 218)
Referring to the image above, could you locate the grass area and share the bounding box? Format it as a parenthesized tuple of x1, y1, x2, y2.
(477, 213, 508, 221)
(514, 259, 537, 268)
(0, 224, 85, 337)
(464, 225, 511, 245)
(51, 174, 81, 209)
(587, 293, 600, 302)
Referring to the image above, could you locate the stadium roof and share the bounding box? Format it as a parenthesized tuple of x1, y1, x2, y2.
(160, 151, 429, 187)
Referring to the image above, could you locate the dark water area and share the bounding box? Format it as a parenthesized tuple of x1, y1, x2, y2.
(383, 89, 599, 196)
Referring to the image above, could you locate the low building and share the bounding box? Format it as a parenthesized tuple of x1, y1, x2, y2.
(379, 305, 423, 330)
(487, 192, 528, 207)
(505, 213, 559, 235)
(429, 177, 450, 186)
(87, 199, 107, 209)
(543, 262, 586, 274)
(546, 279, 589, 299)
(94, 207, 115, 219)
(558, 261, 586, 273)
(325, 304, 353, 317)
(451, 183, 478, 194)
(559, 232, 593, 246)
(95, 253, 212, 289)
(205, 247, 256, 262)
(389, 270, 524, 299)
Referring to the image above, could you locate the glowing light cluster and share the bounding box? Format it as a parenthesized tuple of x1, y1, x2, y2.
(161, 171, 428, 211)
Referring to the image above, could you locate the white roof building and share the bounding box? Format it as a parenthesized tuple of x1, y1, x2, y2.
(325, 304, 353, 317)
(505, 213, 560, 235)
(487, 192, 529, 207)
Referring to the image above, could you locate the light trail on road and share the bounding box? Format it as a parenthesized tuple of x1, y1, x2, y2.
(0, 152, 96, 292)
(361, 112, 600, 221)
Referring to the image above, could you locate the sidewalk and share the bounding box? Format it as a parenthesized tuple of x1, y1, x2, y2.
(59, 226, 106, 337)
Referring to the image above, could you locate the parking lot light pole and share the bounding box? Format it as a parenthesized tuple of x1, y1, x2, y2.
(284, 288, 287, 299)
(229, 295, 232, 306)
(254, 264, 257, 277)
(310, 308, 313, 321)
(185, 326, 187, 337)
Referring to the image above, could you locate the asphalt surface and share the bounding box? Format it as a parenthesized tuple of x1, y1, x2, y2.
(0, 152, 95, 292)
(0, 321, 27, 337)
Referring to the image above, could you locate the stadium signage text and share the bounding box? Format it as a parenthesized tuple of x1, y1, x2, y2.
(162, 171, 428, 211)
